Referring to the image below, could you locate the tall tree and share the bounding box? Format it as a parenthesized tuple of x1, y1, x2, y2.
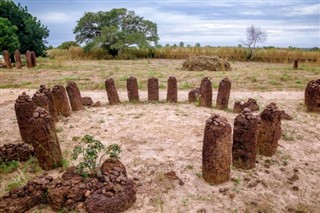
(0, 17, 20, 53)
(241, 25, 267, 60)
(0, 0, 49, 56)
(74, 8, 159, 57)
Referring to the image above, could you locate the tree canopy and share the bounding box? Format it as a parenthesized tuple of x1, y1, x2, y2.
(57, 41, 80, 49)
(0, 0, 49, 56)
(0, 17, 20, 53)
(73, 8, 159, 57)
(241, 25, 267, 60)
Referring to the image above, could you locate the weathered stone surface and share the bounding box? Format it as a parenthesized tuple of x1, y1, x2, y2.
(66, 81, 84, 111)
(105, 78, 120, 105)
(257, 103, 282, 157)
(31, 51, 37, 67)
(126, 76, 139, 102)
(232, 108, 258, 169)
(148, 77, 159, 101)
(52, 85, 72, 117)
(25, 50, 33, 68)
(38, 85, 59, 122)
(82, 97, 94, 106)
(0, 143, 33, 162)
(32, 91, 50, 112)
(233, 98, 259, 113)
(29, 107, 62, 170)
(14, 92, 37, 143)
(188, 88, 200, 102)
(304, 79, 320, 112)
(167, 76, 178, 103)
(200, 77, 212, 107)
(202, 113, 232, 185)
(216, 77, 231, 110)
(3, 50, 12, 69)
(92, 101, 102, 107)
(14, 50, 22, 69)
(280, 110, 293, 120)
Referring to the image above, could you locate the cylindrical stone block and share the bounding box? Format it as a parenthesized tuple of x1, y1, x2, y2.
(3, 50, 12, 69)
(257, 103, 282, 157)
(14, 50, 22, 69)
(148, 77, 159, 101)
(126, 76, 139, 102)
(66, 81, 84, 111)
(167, 76, 178, 103)
(305, 79, 320, 112)
(232, 108, 258, 170)
(202, 113, 232, 185)
(188, 88, 200, 102)
(32, 91, 50, 112)
(31, 51, 37, 67)
(14, 92, 37, 143)
(216, 77, 231, 110)
(200, 77, 212, 107)
(293, 60, 298, 69)
(25, 50, 33, 68)
(52, 85, 72, 117)
(29, 107, 62, 170)
(105, 78, 120, 105)
(38, 85, 59, 122)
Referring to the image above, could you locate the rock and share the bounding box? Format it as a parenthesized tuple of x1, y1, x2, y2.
(3, 50, 12, 69)
(188, 88, 200, 102)
(304, 79, 320, 112)
(92, 101, 102, 107)
(105, 78, 120, 105)
(14, 50, 22, 69)
(200, 77, 212, 108)
(126, 76, 140, 102)
(167, 76, 178, 103)
(25, 50, 33, 68)
(148, 77, 159, 101)
(216, 77, 231, 110)
(52, 85, 72, 117)
(66, 82, 85, 111)
(82, 97, 94, 106)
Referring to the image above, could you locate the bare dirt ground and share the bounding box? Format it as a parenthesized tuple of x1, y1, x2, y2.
(1, 88, 319, 213)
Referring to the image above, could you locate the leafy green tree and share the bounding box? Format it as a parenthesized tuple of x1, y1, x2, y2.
(0, 17, 20, 53)
(57, 41, 80, 49)
(179, 41, 184, 47)
(0, 0, 49, 56)
(74, 8, 159, 57)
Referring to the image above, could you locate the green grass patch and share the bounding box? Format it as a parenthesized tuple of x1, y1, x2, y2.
(0, 160, 20, 173)
(0, 81, 32, 89)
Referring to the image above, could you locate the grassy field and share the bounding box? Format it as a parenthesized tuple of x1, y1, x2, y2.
(0, 58, 319, 91)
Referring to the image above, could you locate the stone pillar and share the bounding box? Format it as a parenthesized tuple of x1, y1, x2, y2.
(38, 85, 59, 122)
(3, 50, 12, 69)
(202, 113, 231, 185)
(14, 92, 37, 143)
(200, 77, 212, 107)
(31, 51, 37, 67)
(293, 60, 298, 69)
(257, 103, 282, 156)
(29, 107, 62, 170)
(188, 88, 200, 103)
(25, 50, 33, 68)
(216, 77, 231, 110)
(305, 79, 320, 112)
(167, 76, 178, 103)
(105, 78, 120, 105)
(66, 81, 84, 111)
(52, 85, 72, 117)
(232, 108, 258, 169)
(32, 91, 50, 112)
(14, 50, 22, 69)
(148, 77, 159, 101)
(126, 76, 139, 102)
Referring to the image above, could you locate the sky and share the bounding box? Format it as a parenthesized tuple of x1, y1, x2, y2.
(14, 0, 320, 48)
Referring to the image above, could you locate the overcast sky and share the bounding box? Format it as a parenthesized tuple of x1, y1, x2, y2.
(14, 0, 320, 48)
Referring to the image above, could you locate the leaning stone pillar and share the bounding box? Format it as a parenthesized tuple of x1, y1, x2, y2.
(202, 113, 232, 185)
(257, 103, 282, 156)
(105, 78, 120, 105)
(305, 79, 320, 112)
(232, 108, 258, 169)
(25, 50, 33, 68)
(126, 76, 139, 102)
(216, 77, 231, 110)
(167, 76, 178, 103)
(66, 81, 84, 111)
(148, 77, 159, 101)
(52, 85, 72, 117)
(31, 51, 37, 67)
(14, 92, 37, 143)
(38, 85, 59, 122)
(3, 50, 12, 69)
(29, 107, 62, 170)
(14, 50, 22, 69)
(200, 77, 212, 107)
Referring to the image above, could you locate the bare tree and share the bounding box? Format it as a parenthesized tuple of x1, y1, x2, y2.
(242, 25, 267, 60)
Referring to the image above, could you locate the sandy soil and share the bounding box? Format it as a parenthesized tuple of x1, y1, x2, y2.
(0, 88, 319, 213)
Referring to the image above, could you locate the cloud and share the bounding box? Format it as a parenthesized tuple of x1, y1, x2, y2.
(239, 10, 264, 16)
(37, 12, 80, 24)
(285, 3, 320, 16)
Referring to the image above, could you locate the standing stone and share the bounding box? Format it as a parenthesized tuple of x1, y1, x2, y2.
(105, 78, 120, 105)
(38, 85, 59, 122)
(3, 50, 12, 69)
(148, 77, 159, 101)
(82, 97, 94, 106)
(31, 51, 37, 67)
(293, 60, 298, 69)
(14, 92, 37, 143)
(32, 91, 50, 112)
(232, 108, 258, 170)
(66, 81, 84, 111)
(305, 79, 320, 112)
(233, 98, 259, 113)
(52, 85, 72, 117)
(14, 50, 22, 69)
(167, 76, 178, 103)
(25, 50, 33, 68)
(29, 107, 62, 170)
(126, 76, 139, 102)
(188, 88, 200, 102)
(200, 77, 212, 107)
(216, 77, 231, 110)
(202, 113, 232, 185)
(257, 103, 282, 157)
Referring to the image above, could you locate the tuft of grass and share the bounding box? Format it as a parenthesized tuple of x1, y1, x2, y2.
(0, 161, 20, 173)
(6, 169, 27, 192)
(0, 82, 32, 89)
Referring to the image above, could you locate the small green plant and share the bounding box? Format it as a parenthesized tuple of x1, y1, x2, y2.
(0, 160, 20, 173)
(72, 135, 121, 177)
